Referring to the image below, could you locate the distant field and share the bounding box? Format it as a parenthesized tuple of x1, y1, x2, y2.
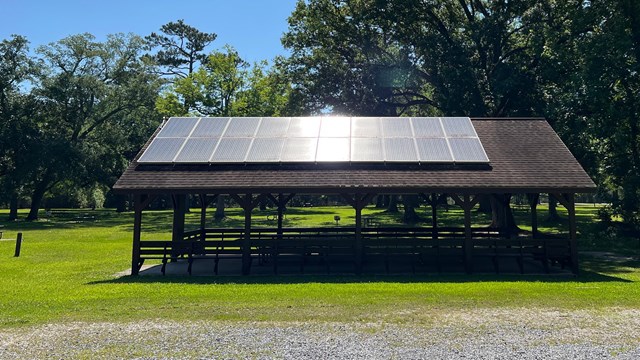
(0, 205, 638, 329)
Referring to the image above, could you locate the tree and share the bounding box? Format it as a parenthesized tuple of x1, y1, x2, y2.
(0, 35, 39, 220)
(23, 33, 160, 220)
(283, 0, 572, 228)
(282, 0, 435, 116)
(543, 0, 640, 229)
(145, 20, 217, 79)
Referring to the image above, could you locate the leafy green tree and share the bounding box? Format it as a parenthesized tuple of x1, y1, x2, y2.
(544, 0, 640, 228)
(158, 46, 298, 118)
(378, 0, 553, 117)
(0, 35, 39, 220)
(282, 0, 434, 116)
(23, 33, 160, 220)
(282, 0, 568, 226)
(231, 60, 293, 116)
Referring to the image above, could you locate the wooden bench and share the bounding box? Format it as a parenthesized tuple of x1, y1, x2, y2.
(138, 241, 172, 275)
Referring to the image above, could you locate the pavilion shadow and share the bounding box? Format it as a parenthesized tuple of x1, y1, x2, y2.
(88, 268, 631, 286)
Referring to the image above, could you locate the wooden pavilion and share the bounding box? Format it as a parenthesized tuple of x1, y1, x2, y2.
(113, 117, 596, 276)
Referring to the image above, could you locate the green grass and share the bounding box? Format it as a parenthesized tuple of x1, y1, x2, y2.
(0, 205, 638, 329)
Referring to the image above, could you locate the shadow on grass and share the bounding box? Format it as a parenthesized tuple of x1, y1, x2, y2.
(580, 254, 640, 275)
(88, 267, 631, 286)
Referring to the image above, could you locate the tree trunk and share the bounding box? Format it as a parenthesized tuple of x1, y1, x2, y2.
(548, 194, 560, 220)
(401, 195, 421, 223)
(259, 197, 268, 211)
(375, 195, 385, 208)
(8, 193, 18, 221)
(27, 183, 48, 221)
(489, 194, 519, 236)
(116, 195, 127, 213)
(184, 195, 191, 213)
(477, 195, 492, 213)
(387, 195, 399, 213)
(214, 194, 225, 220)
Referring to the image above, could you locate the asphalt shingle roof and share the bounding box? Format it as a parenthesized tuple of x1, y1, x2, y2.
(113, 118, 596, 194)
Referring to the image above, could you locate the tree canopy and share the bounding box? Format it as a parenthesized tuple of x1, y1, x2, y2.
(0, 8, 638, 230)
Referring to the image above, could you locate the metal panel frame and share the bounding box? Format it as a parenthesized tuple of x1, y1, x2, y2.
(138, 116, 490, 165)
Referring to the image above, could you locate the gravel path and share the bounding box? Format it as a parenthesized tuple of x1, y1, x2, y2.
(1, 308, 638, 359)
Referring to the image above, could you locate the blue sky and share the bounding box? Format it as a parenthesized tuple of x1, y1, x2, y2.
(0, 0, 298, 64)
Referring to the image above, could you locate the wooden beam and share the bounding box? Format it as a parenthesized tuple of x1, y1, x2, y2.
(271, 193, 295, 240)
(527, 193, 539, 238)
(565, 193, 579, 275)
(550, 193, 571, 210)
(340, 193, 357, 208)
(231, 193, 263, 275)
(431, 193, 438, 240)
(343, 193, 376, 274)
(463, 194, 473, 274)
(171, 194, 186, 261)
(131, 194, 144, 276)
(450, 194, 479, 210)
(134, 194, 156, 212)
(451, 194, 477, 274)
(198, 194, 217, 241)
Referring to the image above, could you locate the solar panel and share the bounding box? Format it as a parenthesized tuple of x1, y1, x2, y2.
(351, 138, 383, 162)
(223, 117, 260, 137)
(210, 138, 252, 162)
(256, 117, 290, 137)
(320, 117, 351, 137)
(381, 117, 413, 137)
(157, 117, 199, 137)
(288, 117, 321, 137)
(138, 138, 186, 163)
(280, 138, 318, 162)
(412, 117, 444, 137)
(415, 138, 452, 162)
(246, 138, 285, 162)
(448, 138, 489, 162)
(441, 117, 477, 137)
(137, 116, 489, 164)
(191, 117, 228, 137)
(174, 138, 219, 163)
(384, 138, 418, 161)
(351, 117, 382, 137)
(317, 138, 350, 161)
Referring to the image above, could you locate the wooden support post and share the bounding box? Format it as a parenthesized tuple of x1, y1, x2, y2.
(431, 193, 438, 240)
(131, 194, 155, 276)
(198, 194, 218, 241)
(451, 194, 479, 274)
(14, 232, 22, 257)
(419, 193, 444, 241)
(527, 193, 539, 238)
(551, 193, 579, 275)
(342, 193, 376, 274)
(243, 196, 252, 275)
(199, 194, 207, 241)
(171, 194, 186, 261)
(132, 206, 142, 275)
(132, 195, 143, 276)
(268, 193, 295, 241)
(463, 195, 473, 274)
(566, 194, 579, 275)
(355, 201, 363, 275)
(231, 193, 264, 275)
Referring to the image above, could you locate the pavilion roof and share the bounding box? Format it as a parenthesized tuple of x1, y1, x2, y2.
(113, 118, 596, 194)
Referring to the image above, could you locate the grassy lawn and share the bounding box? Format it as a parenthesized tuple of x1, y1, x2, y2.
(0, 204, 638, 329)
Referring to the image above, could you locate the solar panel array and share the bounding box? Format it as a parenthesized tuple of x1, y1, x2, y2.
(137, 117, 490, 164)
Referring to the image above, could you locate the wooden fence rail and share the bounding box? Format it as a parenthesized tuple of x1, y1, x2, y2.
(133, 227, 571, 275)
